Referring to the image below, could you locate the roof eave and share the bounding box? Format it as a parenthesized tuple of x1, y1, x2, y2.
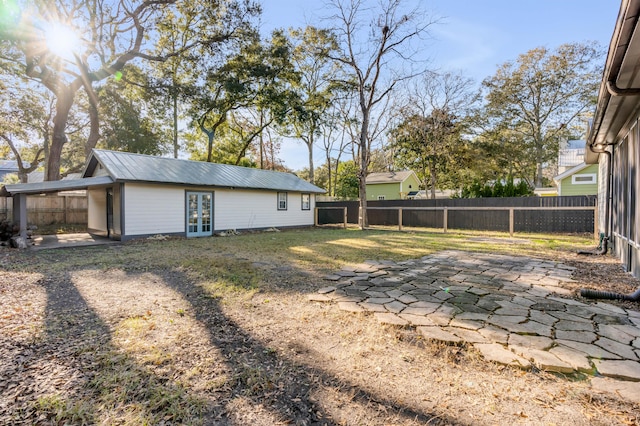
(587, 0, 640, 161)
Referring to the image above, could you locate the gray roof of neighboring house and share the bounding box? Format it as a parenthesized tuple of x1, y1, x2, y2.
(366, 171, 416, 184)
(26, 172, 83, 183)
(566, 139, 585, 150)
(0, 160, 30, 171)
(85, 149, 325, 193)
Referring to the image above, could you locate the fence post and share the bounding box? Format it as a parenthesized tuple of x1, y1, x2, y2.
(593, 205, 598, 241)
(314, 207, 318, 226)
(343, 207, 348, 229)
(443, 207, 448, 233)
(509, 208, 514, 238)
(398, 208, 403, 231)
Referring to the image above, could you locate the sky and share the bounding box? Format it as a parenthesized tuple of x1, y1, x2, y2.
(259, 0, 621, 171)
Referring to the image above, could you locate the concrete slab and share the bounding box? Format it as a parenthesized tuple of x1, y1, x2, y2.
(375, 312, 409, 326)
(31, 233, 117, 250)
(418, 326, 462, 344)
(549, 346, 593, 373)
(314, 250, 640, 376)
(511, 346, 574, 373)
(593, 360, 640, 381)
(473, 343, 531, 369)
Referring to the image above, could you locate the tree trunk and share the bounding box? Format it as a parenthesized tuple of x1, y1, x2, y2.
(358, 108, 370, 229)
(429, 161, 437, 199)
(84, 97, 100, 159)
(259, 111, 264, 169)
(46, 90, 75, 181)
(306, 132, 315, 184)
(535, 162, 543, 188)
(173, 92, 179, 159)
(206, 131, 215, 162)
(326, 155, 332, 197)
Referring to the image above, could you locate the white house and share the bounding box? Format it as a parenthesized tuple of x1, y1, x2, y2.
(2, 150, 325, 241)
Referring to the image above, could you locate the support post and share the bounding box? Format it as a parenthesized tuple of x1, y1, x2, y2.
(443, 207, 448, 233)
(314, 207, 319, 226)
(398, 208, 403, 231)
(343, 207, 348, 229)
(12, 194, 27, 239)
(509, 208, 514, 238)
(593, 205, 598, 242)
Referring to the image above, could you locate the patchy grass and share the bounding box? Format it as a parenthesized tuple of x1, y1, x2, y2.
(36, 223, 88, 235)
(2, 227, 637, 425)
(8, 227, 596, 276)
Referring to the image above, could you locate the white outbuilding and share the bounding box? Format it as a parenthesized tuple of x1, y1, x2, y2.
(2, 149, 325, 241)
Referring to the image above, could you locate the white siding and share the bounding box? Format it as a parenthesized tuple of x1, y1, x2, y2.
(90, 163, 110, 177)
(121, 184, 316, 237)
(214, 189, 315, 230)
(87, 188, 107, 232)
(124, 183, 185, 236)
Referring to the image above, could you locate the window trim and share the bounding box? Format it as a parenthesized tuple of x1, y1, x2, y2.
(277, 192, 288, 210)
(377, 195, 385, 200)
(301, 193, 310, 210)
(571, 173, 596, 185)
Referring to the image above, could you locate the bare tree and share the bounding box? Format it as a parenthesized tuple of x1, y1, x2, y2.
(390, 71, 479, 198)
(319, 95, 354, 196)
(327, 0, 436, 228)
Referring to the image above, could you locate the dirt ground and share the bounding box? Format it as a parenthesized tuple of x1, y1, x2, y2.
(1, 238, 639, 425)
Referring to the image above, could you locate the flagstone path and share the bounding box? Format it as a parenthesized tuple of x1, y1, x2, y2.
(309, 250, 640, 383)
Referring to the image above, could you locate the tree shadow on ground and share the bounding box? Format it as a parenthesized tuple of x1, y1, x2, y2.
(4, 272, 208, 425)
(159, 267, 463, 425)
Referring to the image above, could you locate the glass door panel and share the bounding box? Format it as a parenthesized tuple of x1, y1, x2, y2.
(186, 192, 213, 237)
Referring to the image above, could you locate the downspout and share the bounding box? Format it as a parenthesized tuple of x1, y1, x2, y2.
(588, 144, 613, 240)
(579, 0, 640, 300)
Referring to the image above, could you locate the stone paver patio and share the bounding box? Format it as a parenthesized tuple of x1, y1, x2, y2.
(310, 250, 640, 383)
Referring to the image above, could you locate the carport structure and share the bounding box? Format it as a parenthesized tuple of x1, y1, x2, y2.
(0, 176, 113, 240)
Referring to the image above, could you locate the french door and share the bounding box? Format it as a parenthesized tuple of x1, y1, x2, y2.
(186, 192, 213, 237)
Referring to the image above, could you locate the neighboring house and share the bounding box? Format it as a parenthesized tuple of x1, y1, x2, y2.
(557, 139, 586, 174)
(25, 171, 82, 183)
(553, 163, 598, 196)
(406, 189, 454, 199)
(2, 149, 325, 241)
(533, 187, 558, 197)
(365, 171, 421, 200)
(586, 0, 640, 277)
(0, 160, 29, 181)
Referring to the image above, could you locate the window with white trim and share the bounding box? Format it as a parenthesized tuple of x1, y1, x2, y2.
(277, 192, 288, 210)
(571, 173, 596, 185)
(378, 195, 385, 200)
(301, 193, 310, 210)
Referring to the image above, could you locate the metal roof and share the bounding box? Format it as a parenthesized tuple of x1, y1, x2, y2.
(1, 176, 114, 196)
(366, 171, 416, 184)
(85, 150, 325, 193)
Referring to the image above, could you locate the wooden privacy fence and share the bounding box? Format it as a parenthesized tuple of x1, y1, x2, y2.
(0, 194, 88, 225)
(316, 196, 597, 236)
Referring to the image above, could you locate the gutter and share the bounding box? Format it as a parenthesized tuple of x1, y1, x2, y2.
(586, 0, 640, 160)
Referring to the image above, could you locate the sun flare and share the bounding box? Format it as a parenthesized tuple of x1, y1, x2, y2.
(43, 22, 81, 61)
